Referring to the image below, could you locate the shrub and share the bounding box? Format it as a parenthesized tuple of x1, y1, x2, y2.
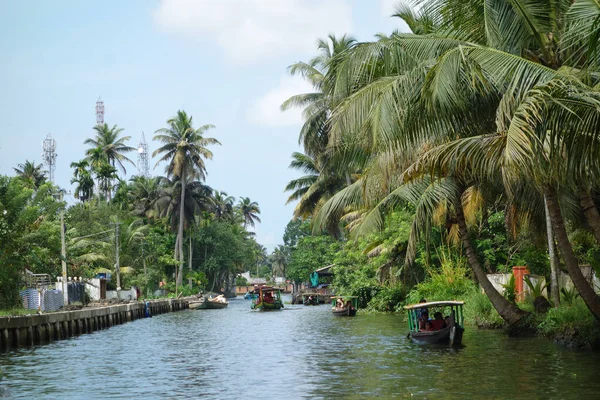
(463, 290, 504, 328)
(537, 298, 600, 343)
(367, 285, 406, 312)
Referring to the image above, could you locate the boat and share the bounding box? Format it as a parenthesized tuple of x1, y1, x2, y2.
(404, 300, 465, 345)
(244, 291, 257, 300)
(302, 293, 320, 306)
(251, 286, 284, 311)
(331, 296, 357, 316)
(192, 295, 229, 310)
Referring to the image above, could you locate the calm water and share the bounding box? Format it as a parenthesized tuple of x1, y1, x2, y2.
(1, 296, 599, 399)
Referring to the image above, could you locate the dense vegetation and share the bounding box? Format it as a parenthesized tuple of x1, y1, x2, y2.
(0, 110, 270, 308)
(280, 0, 600, 342)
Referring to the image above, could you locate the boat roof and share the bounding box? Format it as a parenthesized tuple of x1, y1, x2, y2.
(332, 296, 358, 299)
(256, 286, 281, 292)
(404, 300, 464, 310)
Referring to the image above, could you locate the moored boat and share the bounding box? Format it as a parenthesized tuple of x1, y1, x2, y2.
(404, 301, 464, 345)
(244, 291, 257, 300)
(251, 286, 284, 311)
(192, 295, 229, 310)
(302, 293, 320, 306)
(331, 296, 357, 317)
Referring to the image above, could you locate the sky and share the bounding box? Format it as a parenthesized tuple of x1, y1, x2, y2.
(0, 0, 408, 252)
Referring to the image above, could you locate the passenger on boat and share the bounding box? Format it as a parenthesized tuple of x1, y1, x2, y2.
(431, 312, 446, 330)
(444, 315, 452, 327)
(345, 300, 355, 311)
(336, 298, 344, 308)
(264, 292, 274, 303)
(417, 298, 428, 319)
(424, 321, 435, 331)
(418, 311, 430, 330)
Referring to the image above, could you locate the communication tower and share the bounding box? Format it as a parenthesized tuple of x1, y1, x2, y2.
(137, 132, 150, 177)
(95, 97, 105, 126)
(42, 133, 57, 183)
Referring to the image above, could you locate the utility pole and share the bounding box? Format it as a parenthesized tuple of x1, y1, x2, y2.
(59, 191, 68, 306)
(115, 222, 121, 297)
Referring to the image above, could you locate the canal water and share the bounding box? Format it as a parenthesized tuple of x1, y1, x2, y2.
(1, 296, 599, 399)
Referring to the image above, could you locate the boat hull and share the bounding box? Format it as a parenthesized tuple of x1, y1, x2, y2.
(191, 298, 229, 310)
(408, 326, 464, 345)
(332, 306, 357, 317)
(252, 300, 283, 311)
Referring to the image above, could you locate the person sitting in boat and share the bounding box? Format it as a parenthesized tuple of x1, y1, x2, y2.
(424, 321, 435, 332)
(431, 312, 446, 330)
(418, 311, 430, 330)
(336, 298, 344, 309)
(264, 292, 274, 303)
(345, 300, 355, 311)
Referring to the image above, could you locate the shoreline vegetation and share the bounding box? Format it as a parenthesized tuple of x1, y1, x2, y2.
(3, 0, 600, 353)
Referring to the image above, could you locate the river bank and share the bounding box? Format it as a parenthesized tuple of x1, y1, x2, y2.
(0, 298, 189, 351)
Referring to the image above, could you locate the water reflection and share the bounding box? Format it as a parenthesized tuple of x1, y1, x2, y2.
(1, 297, 599, 399)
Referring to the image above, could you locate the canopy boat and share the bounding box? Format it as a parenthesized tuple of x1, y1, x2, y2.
(192, 295, 229, 310)
(404, 301, 464, 345)
(302, 293, 320, 306)
(331, 296, 357, 317)
(244, 291, 257, 300)
(251, 286, 284, 311)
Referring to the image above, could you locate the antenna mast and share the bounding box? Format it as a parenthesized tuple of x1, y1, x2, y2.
(95, 97, 105, 126)
(42, 133, 57, 183)
(137, 132, 150, 177)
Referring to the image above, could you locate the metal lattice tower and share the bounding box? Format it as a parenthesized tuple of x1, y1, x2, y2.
(42, 133, 57, 183)
(137, 132, 150, 177)
(95, 97, 105, 126)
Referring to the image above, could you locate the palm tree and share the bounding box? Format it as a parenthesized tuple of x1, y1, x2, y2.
(213, 190, 235, 221)
(13, 160, 46, 190)
(238, 197, 261, 229)
(85, 124, 136, 174)
(270, 245, 288, 278)
(153, 110, 220, 289)
(70, 160, 94, 202)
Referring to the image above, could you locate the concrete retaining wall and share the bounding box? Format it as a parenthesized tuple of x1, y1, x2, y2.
(0, 299, 188, 352)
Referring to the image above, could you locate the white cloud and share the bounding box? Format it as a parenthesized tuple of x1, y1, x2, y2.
(153, 0, 353, 64)
(247, 75, 314, 126)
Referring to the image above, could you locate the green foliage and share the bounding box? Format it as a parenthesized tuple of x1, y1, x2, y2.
(235, 275, 248, 287)
(462, 291, 504, 328)
(502, 274, 517, 303)
(283, 218, 311, 247)
(366, 285, 406, 312)
(537, 298, 600, 343)
(287, 234, 341, 284)
(560, 287, 580, 305)
(523, 275, 548, 300)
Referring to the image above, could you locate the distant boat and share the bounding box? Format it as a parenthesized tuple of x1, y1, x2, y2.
(191, 295, 229, 310)
(251, 286, 284, 311)
(244, 291, 257, 300)
(302, 293, 320, 306)
(331, 296, 357, 317)
(403, 300, 464, 346)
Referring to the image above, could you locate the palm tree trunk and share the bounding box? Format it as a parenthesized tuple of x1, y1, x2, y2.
(544, 194, 560, 306)
(545, 187, 600, 321)
(177, 171, 186, 289)
(456, 193, 527, 325)
(579, 188, 600, 245)
(188, 235, 193, 289)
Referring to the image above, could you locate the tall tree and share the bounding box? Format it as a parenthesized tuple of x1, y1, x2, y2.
(153, 110, 220, 289)
(238, 197, 261, 229)
(13, 160, 46, 190)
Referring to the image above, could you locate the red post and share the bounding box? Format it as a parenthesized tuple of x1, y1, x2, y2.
(512, 266, 530, 301)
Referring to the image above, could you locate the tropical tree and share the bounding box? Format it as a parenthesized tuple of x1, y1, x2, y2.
(213, 190, 235, 222)
(153, 110, 220, 289)
(70, 160, 94, 202)
(238, 197, 261, 229)
(13, 160, 46, 190)
(85, 124, 135, 174)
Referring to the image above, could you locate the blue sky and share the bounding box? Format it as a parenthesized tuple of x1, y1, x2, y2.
(0, 0, 408, 251)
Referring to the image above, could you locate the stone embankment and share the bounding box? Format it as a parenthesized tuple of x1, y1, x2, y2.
(0, 298, 188, 351)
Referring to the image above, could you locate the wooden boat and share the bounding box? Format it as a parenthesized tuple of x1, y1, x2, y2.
(404, 301, 464, 345)
(302, 293, 320, 306)
(192, 295, 229, 310)
(244, 291, 257, 300)
(251, 286, 284, 311)
(331, 296, 357, 317)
